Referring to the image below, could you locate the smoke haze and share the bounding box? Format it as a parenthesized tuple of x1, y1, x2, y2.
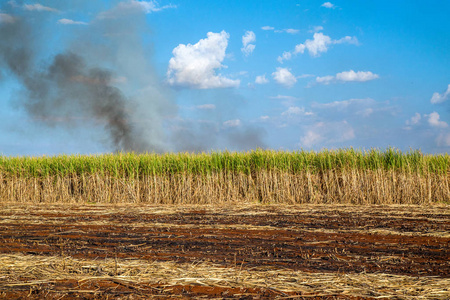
(0, 1, 266, 154)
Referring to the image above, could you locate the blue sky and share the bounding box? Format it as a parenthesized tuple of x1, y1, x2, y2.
(0, 0, 449, 155)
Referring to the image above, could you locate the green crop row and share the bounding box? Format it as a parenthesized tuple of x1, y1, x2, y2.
(0, 148, 448, 178)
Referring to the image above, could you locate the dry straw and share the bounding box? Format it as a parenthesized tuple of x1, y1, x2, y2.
(0, 253, 448, 299)
(0, 148, 449, 204)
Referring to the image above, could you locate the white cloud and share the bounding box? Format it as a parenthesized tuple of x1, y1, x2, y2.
(300, 130, 322, 148)
(285, 28, 300, 34)
(313, 98, 375, 110)
(262, 26, 298, 34)
(316, 70, 379, 84)
(223, 119, 241, 127)
(241, 31, 256, 56)
(335, 36, 359, 45)
(98, 0, 175, 18)
(278, 32, 358, 62)
(430, 84, 450, 104)
(436, 133, 450, 147)
(277, 51, 292, 63)
(196, 104, 216, 110)
(275, 28, 300, 34)
(405, 113, 422, 126)
(57, 19, 88, 25)
(321, 2, 335, 9)
(427, 112, 448, 128)
(167, 31, 240, 89)
(270, 95, 298, 101)
(23, 3, 58, 12)
(281, 106, 313, 117)
(301, 32, 332, 56)
(315, 75, 335, 85)
(282, 106, 304, 116)
(255, 74, 269, 84)
(309, 26, 324, 33)
(300, 121, 355, 148)
(0, 13, 15, 23)
(272, 67, 297, 88)
(336, 70, 379, 82)
(259, 116, 270, 121)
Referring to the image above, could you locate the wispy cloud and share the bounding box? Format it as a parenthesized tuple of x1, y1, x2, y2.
(316, 70, 379, 84)
(405, 113, 422, 126)
(241, 31, 256, 56)
(167, 31, 240, 89)
(23, 3, 58, 12)
(275, 28, 300, 34)
(262, 26, 299, 34)
(278, 32, 358, 62)
(281, 106, 313, 117)
(261, 26, 274, 31)
(196, 104, 216, 110)
(300, 121, 355, 148)
(223, 119, 241, 128)
(98, 0, 176, 19)
(57, 19, 88, 25)
(430, 84, 450, 104)
(309, 26, 324, 33)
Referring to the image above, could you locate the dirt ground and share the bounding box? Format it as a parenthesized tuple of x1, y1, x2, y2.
(0, 204, 449, 299)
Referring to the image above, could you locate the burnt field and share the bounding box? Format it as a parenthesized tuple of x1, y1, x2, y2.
(0, 204, 449, 299)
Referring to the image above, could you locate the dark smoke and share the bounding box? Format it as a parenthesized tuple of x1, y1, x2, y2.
(0, 1, 267, 154)
(226, 126, 267, 151)
(0, 1, 172, 153)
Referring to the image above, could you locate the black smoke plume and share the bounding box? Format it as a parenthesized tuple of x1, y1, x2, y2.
(0, 1, 173, 153)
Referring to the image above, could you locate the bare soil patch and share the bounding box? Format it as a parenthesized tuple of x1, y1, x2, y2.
(0, 204, 449, 299)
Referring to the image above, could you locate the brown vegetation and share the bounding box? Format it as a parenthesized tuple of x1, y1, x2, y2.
(1, 169, 449, 204)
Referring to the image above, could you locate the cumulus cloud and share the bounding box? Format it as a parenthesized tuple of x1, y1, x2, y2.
(278, 32, 358, 62)
(300, 121, 355, 148)
(23, 3, 58, 12)
(316, 70, 379, 84)
(57, 19, 88, 25)
(427, 112, 448, 128)
(241, 31, 256, 56)
(272, 67, 297, 88)
(167, 31, 240, 89)
(430, 84, 450, 104)
(255, 74, 269, 84)
(0, 13, 15, 23)
(223, 119, 241, 127)
(321, 2, 336, 9)
(98, 0, 176, 18)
